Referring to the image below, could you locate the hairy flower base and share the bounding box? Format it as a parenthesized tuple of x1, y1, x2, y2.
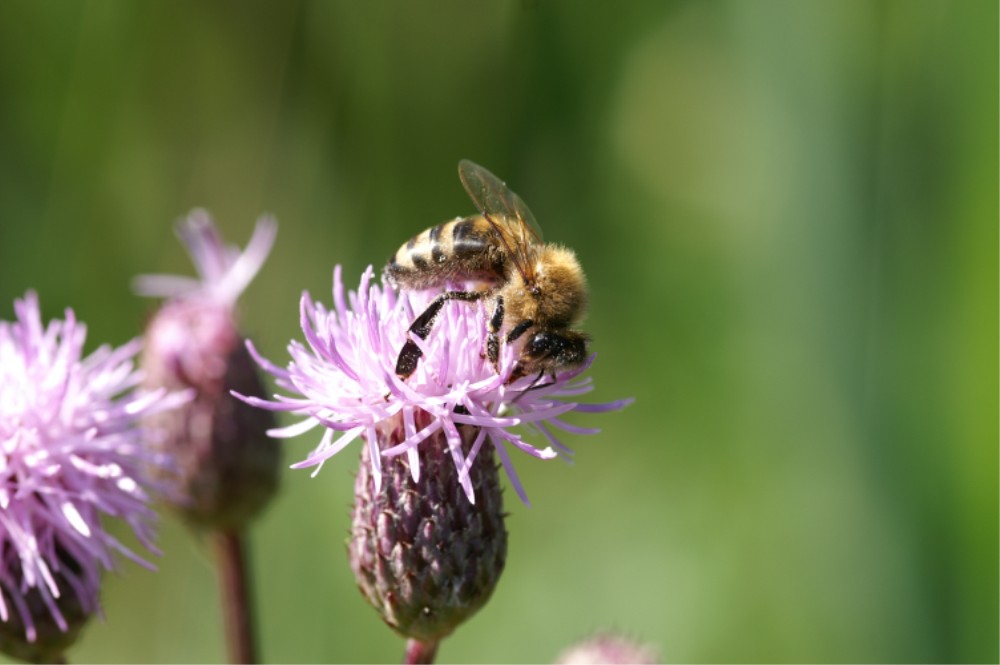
(350, 412, 507, 642)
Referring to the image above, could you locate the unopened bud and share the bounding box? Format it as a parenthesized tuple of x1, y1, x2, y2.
(349, 416, 507, 642)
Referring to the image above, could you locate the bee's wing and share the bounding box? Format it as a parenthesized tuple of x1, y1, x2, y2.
(458, 159, 542, 283)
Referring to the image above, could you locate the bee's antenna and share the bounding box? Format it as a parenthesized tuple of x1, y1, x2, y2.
(511, 371, 553, 403)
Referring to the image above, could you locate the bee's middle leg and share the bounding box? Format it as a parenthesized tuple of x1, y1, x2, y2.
(486, 296, 505, 370)
(396, 290, 483, 378)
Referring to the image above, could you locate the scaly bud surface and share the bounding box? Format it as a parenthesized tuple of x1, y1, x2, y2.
(350, 415, 507, 642)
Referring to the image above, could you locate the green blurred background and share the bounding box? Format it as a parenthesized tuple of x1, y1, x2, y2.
(0, 1, 996, 662)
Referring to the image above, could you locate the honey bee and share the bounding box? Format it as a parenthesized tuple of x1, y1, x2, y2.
(385, 159, 589, 383)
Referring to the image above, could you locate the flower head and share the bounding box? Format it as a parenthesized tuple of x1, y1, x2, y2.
(239, 264, 630, 644)
(239, 265, 631, 505)
(0, 292, 186, 660)
(135, 210, 281, 530)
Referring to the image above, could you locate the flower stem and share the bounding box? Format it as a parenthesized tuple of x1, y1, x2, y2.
(404, 638, 439, 664)
(214, 530, 257, 664)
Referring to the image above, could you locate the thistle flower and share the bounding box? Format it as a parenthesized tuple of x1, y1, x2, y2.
(238, 265, 631, 645)
(0, 292, 186, 662)
(240, 265, 630, 503)
(134, 209, 281, 530)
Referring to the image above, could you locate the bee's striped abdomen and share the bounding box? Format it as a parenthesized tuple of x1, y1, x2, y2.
(385, 216, 504, 290)
(388, 221, 454, 278)
(429, 224, 447, 265)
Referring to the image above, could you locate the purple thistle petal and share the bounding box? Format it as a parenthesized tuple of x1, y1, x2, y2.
(219, 215, 277, 303)
(571, 398, 636, 413)
(133, 209, 276, 307)
(536, 421, 577, 459)
(442, 419, 475, 503)
(244, 339, 292, 382)
(177, 209, 227, 282)
(332, 265, 348, 321)
(545, 417, 601, 436)
(405, 446, 421, 483)
(402, 409, 421, 483)
(382, 419, 442, 458)
(489, 427, 558, 460)
(230, 391, 296, 412)
(459, 427, 490, 484)
(266, 417, 320, 439)
(292, 426, 364, 472)
(366, 425, 382, 493)
(492, 433, 530, 506)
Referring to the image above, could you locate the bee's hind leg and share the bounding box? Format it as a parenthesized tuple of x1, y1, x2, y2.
(395, 290, 483, 379)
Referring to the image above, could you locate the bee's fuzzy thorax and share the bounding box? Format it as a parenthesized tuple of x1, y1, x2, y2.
(530, 244, 588, 326)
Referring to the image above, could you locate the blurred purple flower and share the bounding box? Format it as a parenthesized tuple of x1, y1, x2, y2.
(0, 292, 187, 654)
(556, 632, 660, 664)
(133, 209, 281, 530)
(133, 207, 277, 307)
(237, 265, 631, 505)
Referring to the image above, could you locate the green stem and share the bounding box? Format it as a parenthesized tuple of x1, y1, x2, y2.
(214, 530, 257, 664)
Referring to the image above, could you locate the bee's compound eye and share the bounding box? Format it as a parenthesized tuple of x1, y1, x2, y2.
(525, 331, 555, 358)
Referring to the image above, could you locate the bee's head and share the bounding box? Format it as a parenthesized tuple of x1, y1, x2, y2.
(511, 329, 589, 380)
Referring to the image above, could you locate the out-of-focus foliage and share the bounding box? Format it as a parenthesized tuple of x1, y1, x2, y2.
(0, 1, 995, 662)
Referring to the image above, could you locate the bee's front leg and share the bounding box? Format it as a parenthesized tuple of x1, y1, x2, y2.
(396, 290, 483, 379)
(498, 317, 534, 378)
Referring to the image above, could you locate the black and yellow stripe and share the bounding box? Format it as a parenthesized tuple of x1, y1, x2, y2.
(385, 215, 505, 289)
